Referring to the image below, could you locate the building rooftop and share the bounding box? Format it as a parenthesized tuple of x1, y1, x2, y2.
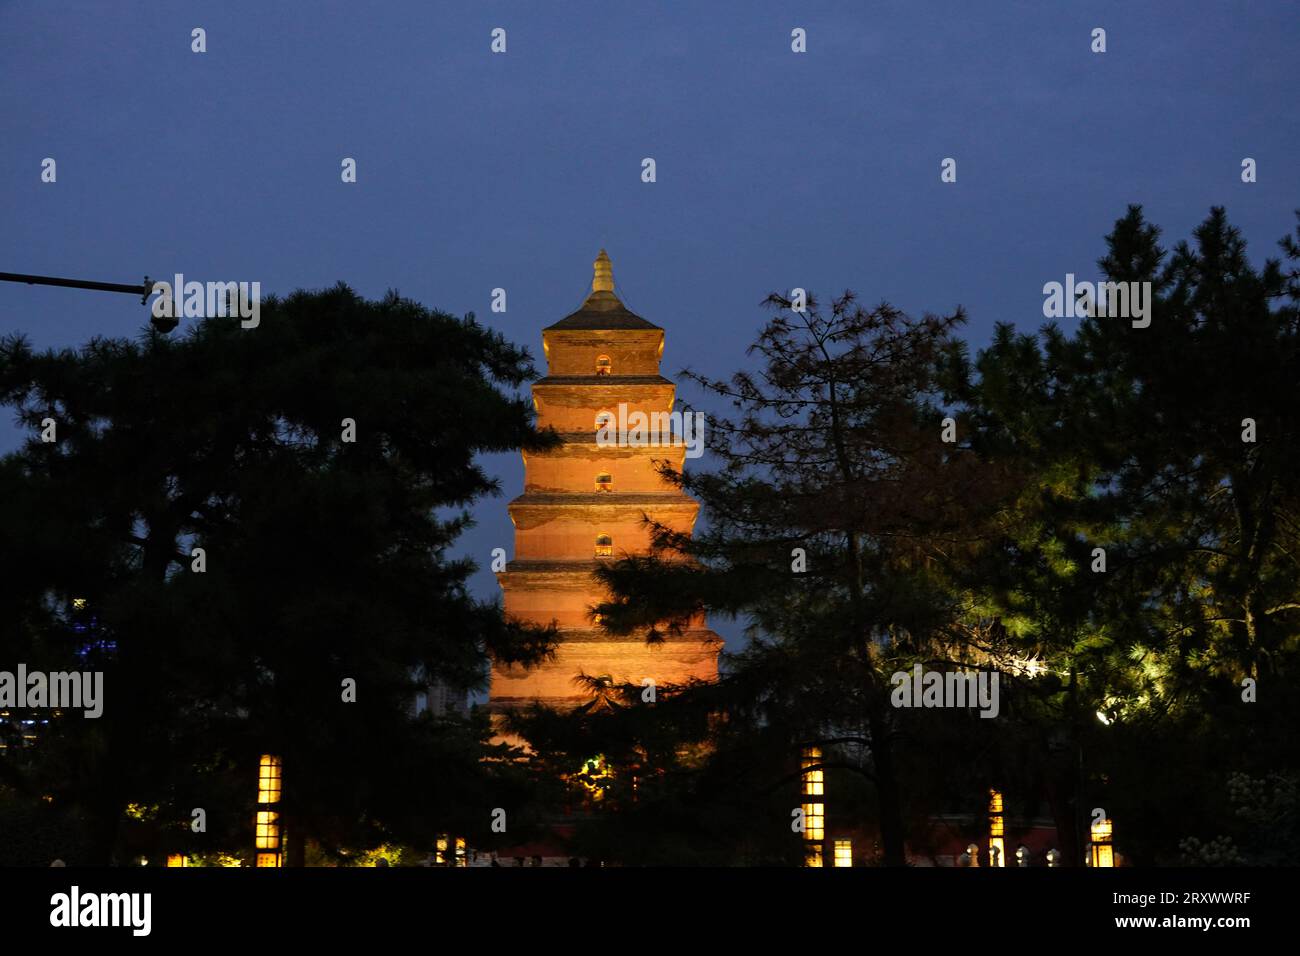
(544, 250, 662, 332)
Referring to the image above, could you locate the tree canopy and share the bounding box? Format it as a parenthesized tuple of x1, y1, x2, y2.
(0, 284, 556, 864)
(562, 206, 1300, 866)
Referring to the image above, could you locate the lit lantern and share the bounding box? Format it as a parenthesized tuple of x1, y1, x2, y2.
(800, 747, 824, 796)
(257, 754, 282, 804)
(799, 746, 825, 867)
(833, 839, 852, 868)
(1090, 818, 1114, 868)
(795, 749, 826, 868)
(254, 754, 283, 867)
(988, 789, 1005, 868)
(802, 802, 825, 842)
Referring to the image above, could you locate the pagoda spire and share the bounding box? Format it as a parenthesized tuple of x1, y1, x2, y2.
(592, 249, 614, 293)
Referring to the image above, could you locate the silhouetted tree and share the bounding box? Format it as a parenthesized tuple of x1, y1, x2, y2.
(0, 284, 557, 864)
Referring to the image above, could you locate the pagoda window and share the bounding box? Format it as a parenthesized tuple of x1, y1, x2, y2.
(596, 354, 612, 376)
(595, 473, 613, 492)
(595, 534, 613, 557)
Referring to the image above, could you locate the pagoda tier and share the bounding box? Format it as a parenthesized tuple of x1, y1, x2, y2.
(488, 251, 720, 717)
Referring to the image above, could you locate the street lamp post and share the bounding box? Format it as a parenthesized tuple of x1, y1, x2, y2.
(0, 270, 174, 332)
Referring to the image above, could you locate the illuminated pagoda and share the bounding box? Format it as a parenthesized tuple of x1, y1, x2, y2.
(488, 251, 720, 735)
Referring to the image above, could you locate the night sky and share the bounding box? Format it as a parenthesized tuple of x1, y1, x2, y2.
(3, 1, 1297, 652)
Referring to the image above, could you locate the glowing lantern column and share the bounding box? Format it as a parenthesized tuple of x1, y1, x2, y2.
(1090, 817, 1114, 867)
(254, 754, 283, 867)
(988, 789, 1005, 867)
(801, 746, 824, 867)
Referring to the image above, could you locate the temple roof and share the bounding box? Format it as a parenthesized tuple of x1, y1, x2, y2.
(544, 250, 662, 332)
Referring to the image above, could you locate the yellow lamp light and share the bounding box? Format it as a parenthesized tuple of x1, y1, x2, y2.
(802, 802, 824, 842)
(988, 788, 1005, 867)
(255, 810, 280, 850)
(800, 746, 824, 796)
(833, 839, 852, 868)
(1090, 818, 1114, 868)
(257, 754, 282, 804)
(254, 754, 283, 867)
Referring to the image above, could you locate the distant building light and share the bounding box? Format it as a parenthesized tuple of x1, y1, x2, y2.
(988, 788, 1005, 867)
(1090, 818, 1114, 868)
(800, 747, 824, 796)
(833, 839, 852, 867)
(255, 810, 281, 851)
(802, 802, 824, 842)
(257, 754, 282, 804)
(254, 755, 283, 866)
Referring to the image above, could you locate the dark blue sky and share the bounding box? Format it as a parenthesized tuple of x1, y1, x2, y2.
(3, 1, 1298, 647)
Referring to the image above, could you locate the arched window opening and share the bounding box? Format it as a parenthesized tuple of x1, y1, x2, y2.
(595, 534, 613, 558)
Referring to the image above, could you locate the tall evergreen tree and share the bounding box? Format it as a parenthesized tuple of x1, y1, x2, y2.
(590, 293, 1005, 865)
(0, 285, 556, 864)
(583, 206, 1300, 866)
(950, 206, 1300, 863)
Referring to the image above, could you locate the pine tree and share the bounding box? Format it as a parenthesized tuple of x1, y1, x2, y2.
(0, 285, 557, 864)
(951, 206, 1300, 863)
(590, 292, 1004, 865)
